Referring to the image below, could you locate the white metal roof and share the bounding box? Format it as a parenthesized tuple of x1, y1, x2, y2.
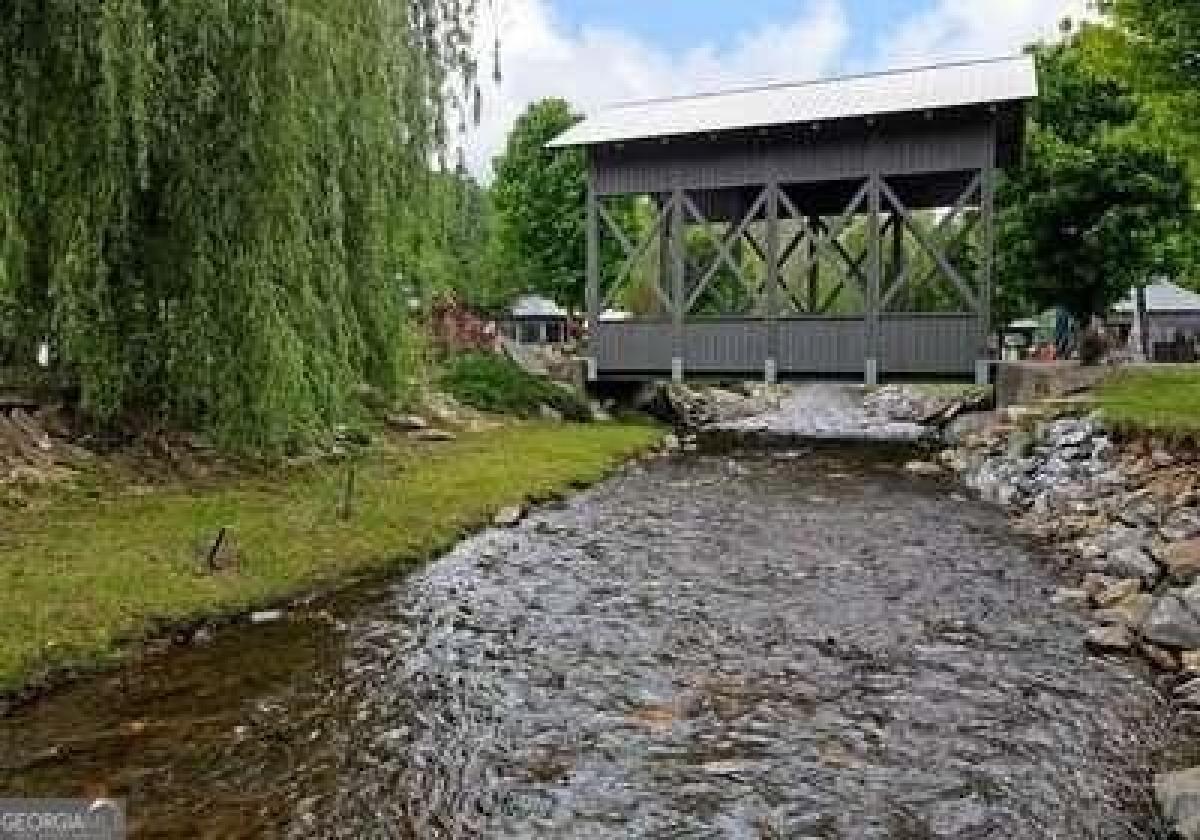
(1115, 280, 1200, 313)
(549, 55, 1037, 148)
(511, 294, 568, 318)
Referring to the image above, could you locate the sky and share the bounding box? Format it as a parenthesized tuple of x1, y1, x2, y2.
(464, 0, 1094, 179)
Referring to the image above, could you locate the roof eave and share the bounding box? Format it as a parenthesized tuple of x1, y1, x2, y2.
(547, 96, 1037, 150)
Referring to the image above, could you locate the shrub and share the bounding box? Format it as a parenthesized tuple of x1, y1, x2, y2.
(440, 352, 591, 421)
(1078, 327, 1110, 366)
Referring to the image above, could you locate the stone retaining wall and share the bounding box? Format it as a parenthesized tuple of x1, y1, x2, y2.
(992, 361, 1114, 408)
(938, 406, 1200, 838)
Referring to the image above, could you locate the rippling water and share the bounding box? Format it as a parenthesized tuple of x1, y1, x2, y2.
(0, 453, 1165, 839)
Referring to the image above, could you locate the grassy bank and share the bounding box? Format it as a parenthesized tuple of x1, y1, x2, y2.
(1094, 367, 1200, 437)
(0, 422, 660, 692)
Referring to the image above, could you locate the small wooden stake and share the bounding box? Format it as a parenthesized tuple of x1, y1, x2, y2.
(206, 527, 228, 573)
(339, 464, 357, 522)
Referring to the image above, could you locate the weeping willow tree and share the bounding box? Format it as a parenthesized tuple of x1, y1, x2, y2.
(0, 0, 482, 449)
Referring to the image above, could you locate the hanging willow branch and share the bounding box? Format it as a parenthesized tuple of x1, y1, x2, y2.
(0, 0, 481, 450)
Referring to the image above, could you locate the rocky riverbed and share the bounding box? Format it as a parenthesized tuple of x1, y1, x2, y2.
(939, 411, 1200, 668)
(934, 404, 1200, 838)
(0, 447, 1168, 838)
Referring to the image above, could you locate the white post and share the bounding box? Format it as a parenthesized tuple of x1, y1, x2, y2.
(864, 357, 879, 387)
(975, 359, 991, 386)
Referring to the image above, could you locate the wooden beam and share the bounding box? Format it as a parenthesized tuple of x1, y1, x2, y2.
(600, 198, 673, 312)
(596, 200, 635, 259)
(866, 172, 882, 384)
(882, 171, 981, 309)
(682, 187, 770, 313)
(978, 162, 996, 362)
(743, 230, 767, 263)
(807, 214, 820, 315)
(608, 198, 672, 305)
(810, 215, 874, 297)
(817, 280, 846, 314)
(586, 181, 600, 358)
(878, 177, 979, 311)
(670, 189, 685, 380)
(890, 213, 980, 309)
(766, 182, 780, 371)
(658, 193, 672, 318)
(799, 182, 871, 297)
(890, 209, 906, 311)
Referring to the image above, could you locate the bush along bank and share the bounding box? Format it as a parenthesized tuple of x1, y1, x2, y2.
(439, 352, 594, 422)
(938, 409, 1200, 836)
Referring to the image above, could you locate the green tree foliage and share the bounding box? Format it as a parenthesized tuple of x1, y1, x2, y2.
(0, 0, 479, 449)
(1104, 0, 1200, 92)
(491, 98, 589, 309)
(997, 34, 1192, 321)
(1091, 5, 1200, 286)
(418, 169, 494, 306)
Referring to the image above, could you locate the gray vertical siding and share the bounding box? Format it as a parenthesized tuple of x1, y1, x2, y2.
(594, 322, 674, 371)
(592, 119, 995, 197)
(880, 314, 978, 374)
(778, 319, 867, 374)
(595, 316, 978, 376)
(685, 322, 769, 372)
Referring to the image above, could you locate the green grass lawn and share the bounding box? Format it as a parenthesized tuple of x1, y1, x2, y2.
(0, 422, 661, 692)
(1094, 366, 1200, 437)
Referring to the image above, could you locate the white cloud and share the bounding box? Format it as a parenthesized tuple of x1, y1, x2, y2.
(464, 0, 848, 178)
(462, 0, 1090, 180)
(877, 0, 1096, 69)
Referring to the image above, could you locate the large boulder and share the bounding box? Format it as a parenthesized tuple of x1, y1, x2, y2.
(1163, 512, 1200, 543)
(638, 383, 766, 430)
(1164, 539, 1200, 585)
(1094, 545, 1160, 586)
(1156, 768, 1200, 839)
(1092, 593, 1153, 629)
(1085, 623, 1133, 653)
(1092, 578, 1142, 609)
(1143, 587, 1200, 649)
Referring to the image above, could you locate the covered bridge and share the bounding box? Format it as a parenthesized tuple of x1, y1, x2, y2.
(550, 56, 1038, 384)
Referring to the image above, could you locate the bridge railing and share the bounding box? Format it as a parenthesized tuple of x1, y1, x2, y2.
(593, 313, 977, 378)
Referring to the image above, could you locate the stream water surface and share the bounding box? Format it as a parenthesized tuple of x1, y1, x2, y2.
(0, 452, 1163, 838)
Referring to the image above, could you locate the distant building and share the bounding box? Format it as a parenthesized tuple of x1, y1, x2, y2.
(1002, 317, 1044, 360)
(502, 295, 571, 345)
(1113, 280, 1200, 362)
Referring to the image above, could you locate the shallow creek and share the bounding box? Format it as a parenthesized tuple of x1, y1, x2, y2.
(0, 453, 1163, 838)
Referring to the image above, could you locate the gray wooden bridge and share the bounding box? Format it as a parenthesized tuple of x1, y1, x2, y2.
(550, 56, 1038, 385)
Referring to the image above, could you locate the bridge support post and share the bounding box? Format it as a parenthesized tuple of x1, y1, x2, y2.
(765, 181, 780, 385)
(865, 171, 882, 386)
(865, 358, 879, 387)
(977, 161, 996, 386)
(586, 178, 600, 381)
(670, 188, 686, 384)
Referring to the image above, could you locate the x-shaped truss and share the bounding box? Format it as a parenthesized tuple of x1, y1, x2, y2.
(878, 174, 981, 311)
(594, 172, 983, 321)
(680, 187, 771, 315)
(772, 180, 872, 315)
(595, 196, 673, 312)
